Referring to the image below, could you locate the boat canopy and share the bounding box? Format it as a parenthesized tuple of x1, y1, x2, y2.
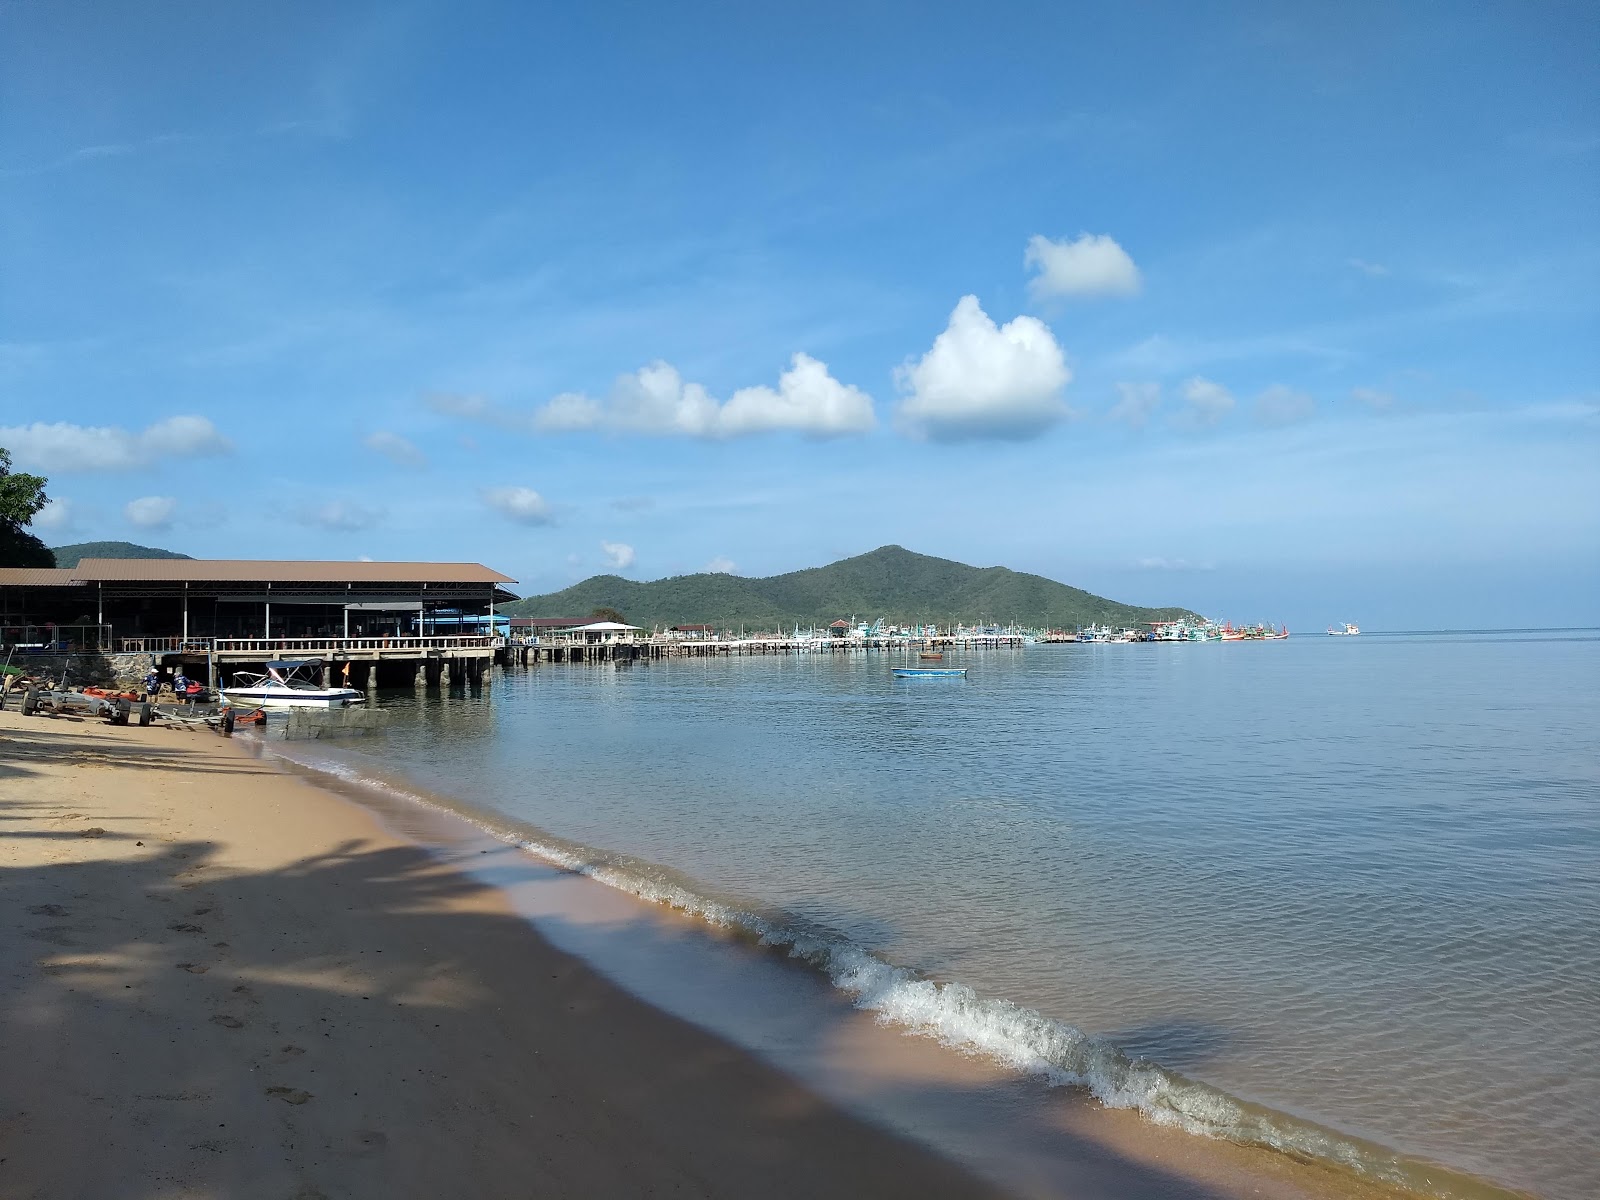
(265, 659, 321, 670)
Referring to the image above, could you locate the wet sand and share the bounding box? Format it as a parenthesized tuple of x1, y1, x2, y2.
(1, 708, 1409, 1199)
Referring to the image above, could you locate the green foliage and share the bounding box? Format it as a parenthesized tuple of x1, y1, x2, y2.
(0, 448, 49, 527)
(48, 541, 193, 568)
(589, 606, 627, 624)
(503, 545, 1199, 630)
(0, 447, 54, 567)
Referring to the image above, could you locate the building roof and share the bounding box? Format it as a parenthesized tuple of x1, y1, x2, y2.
(573, 621, 641, 632)
(671, 624, 715, 631)
(0, 567, 80, 587)
(67, 558, 516, 584)
(829, 619, 851, 628)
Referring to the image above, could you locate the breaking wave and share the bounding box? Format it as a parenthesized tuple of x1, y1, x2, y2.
(267, 743, 1520, 1200)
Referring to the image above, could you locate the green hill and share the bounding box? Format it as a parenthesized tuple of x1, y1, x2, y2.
(50, 540, 193, 568)
(503, 545, 1197, 631)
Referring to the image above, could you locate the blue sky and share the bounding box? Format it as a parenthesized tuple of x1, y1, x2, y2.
(3, 1, 1596, 628)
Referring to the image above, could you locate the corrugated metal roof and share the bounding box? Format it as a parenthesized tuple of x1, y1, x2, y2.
(0, 568, 81, 587)
(67, 558, 516, 584)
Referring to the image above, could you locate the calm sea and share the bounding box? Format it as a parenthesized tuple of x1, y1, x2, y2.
(280, 632, 1600, 1199)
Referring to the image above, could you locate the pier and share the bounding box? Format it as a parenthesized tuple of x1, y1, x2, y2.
(501, 631, 1026, 665)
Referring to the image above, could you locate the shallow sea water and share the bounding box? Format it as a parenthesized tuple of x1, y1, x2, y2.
(309, 632, 1600, 1199)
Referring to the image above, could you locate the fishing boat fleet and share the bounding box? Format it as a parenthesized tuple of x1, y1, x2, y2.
(1057, 619, 1290, 643)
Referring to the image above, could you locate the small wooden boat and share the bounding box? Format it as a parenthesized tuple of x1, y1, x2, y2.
(918, 651, 944, 661)
(892, 667, 967, 678)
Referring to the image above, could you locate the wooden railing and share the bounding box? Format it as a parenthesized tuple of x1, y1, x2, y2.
(211, 636, 498, 653)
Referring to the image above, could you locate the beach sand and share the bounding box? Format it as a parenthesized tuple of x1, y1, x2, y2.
(1, 707, 1405, 1200)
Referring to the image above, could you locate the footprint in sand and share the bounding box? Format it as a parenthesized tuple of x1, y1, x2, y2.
(26, 903, 69, 917)
(210, 1014, 244, 1029)
(174, 963, 209, 974)
(265, 1086, 314, 1105)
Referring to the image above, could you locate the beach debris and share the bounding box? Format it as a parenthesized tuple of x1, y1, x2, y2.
(264, 1086, 314, 1105)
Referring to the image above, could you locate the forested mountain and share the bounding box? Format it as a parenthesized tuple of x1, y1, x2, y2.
(503, 545, 1197, 630)
(49, 541, 193, 568)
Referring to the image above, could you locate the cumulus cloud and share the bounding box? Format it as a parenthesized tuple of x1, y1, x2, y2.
(125, 495, 177, 530)
(482, 485, 551, 525)
(1255, 385, 1316, 426)
(1348, 258, 1390, 277)
(297, 500, 383, 531)
(532, 353, 875, 438)
(600, 541, 636, 569)
(1108, 382, 1161, 428)
(363, 430, 426, 467)
(0, 415, 232, 472)
(1180, 377, 1236, 427)
(30, 497, 74, 532)
(1025, 233, 1142, 300)
(705, 556, 737, 574)
(895, 295, 1072, 440)
(1351, 386, 1395, 410)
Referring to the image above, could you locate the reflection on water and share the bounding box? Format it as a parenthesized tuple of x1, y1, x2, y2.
(338, 632, 1598, 1200)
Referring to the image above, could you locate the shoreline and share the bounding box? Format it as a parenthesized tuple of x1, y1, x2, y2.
(2, 708, 1486, 1199)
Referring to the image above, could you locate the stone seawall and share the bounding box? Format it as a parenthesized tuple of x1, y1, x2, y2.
(3, 651, 151, 689)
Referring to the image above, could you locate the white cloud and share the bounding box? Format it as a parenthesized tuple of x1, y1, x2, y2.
(1352, 386, 1395, 410)
(1255, 385, 1317, 426)
(1108, 382, 1161, 428)
(1136, 557, 1217, 571)
(532, 354, 874, 438)
(125, 496, 177, 530)
(30, 497, 74, 532)
(363, 430, 426, 467)
(297, 500, 383, 531)
(705, 556, 737, 574)
(1180, 377, 1236, 427)
(1348, 258, 1390, 277)
(482, 485, 551, 525)
(1025, 233, 1142, 300)
(426, 392, 535, 431)
(0, 415, 232, 472)
(894, 295, 1072, 440)
(600, 541, 636, 569)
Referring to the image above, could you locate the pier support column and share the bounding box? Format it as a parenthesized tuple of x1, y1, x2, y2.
(321, 664, 331, 688)
(414, 660, 427, 689)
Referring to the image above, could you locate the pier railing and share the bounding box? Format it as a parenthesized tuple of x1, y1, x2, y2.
(118, 635, 499, 655)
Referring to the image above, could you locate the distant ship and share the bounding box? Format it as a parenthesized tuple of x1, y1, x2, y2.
(1327, 623, 1361, 636)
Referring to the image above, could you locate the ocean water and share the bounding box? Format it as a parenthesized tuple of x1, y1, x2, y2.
(287, 632, 1600, 1199)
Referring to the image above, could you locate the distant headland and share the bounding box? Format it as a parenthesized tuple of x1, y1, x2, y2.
(502, 544, 1197, 631)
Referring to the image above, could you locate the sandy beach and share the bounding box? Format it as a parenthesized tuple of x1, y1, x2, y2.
(1, 706, 1408, 1200)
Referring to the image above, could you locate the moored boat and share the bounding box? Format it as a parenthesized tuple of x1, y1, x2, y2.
(892, 667, 967, 678)
(1327, 622, 1360, 636)
(219, 660, 365, 709)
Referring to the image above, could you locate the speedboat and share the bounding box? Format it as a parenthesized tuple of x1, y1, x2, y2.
(219, 660, 365, 709)
(893, 667, 967, 678)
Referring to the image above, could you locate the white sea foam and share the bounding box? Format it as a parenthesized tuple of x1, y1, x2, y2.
(270, 746, 1457, 1197)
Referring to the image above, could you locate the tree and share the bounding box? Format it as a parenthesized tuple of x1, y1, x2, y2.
(590, 606, 627, 624)
(0, 448, 54, 568)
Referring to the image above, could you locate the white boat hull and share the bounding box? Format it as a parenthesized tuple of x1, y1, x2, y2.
(220, 687, 366, 709)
